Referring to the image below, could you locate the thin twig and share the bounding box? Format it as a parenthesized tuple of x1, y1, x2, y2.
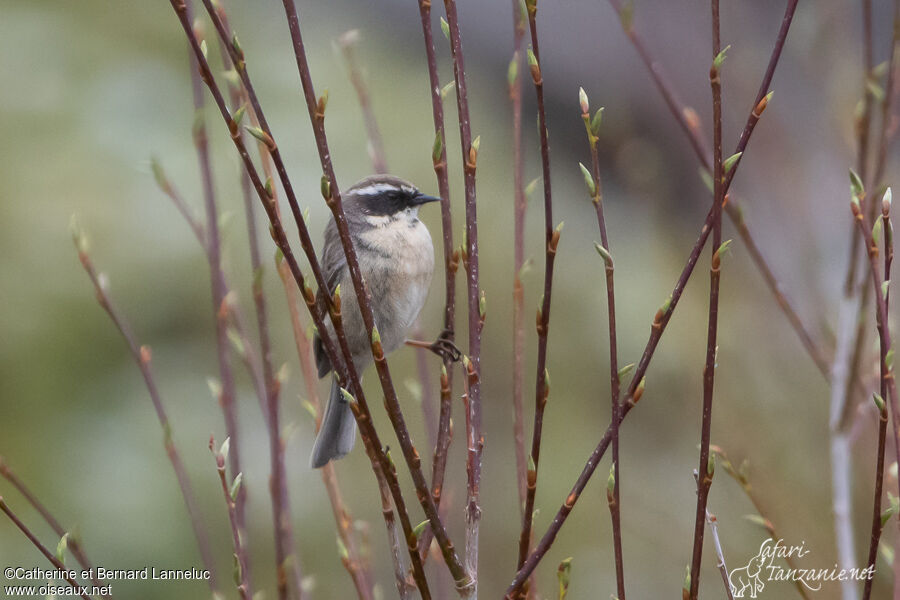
(211, 2, 305, 594)
(72, 229, 219, 592)
(0, 458, 109, 597)
(413, 0, 459, 566)
(212, 437, 251, 600)
(509, 0, 529, 523)
(706, 511, 734, 600)
(505, 6, 797, 591)
(580, 88, 625, 599)
(184, 14, 249, 581)
(0, 497, 92, 600)
(440, 0, 484, 594)
(689, 3, 725, 596)
(516, 4, 561, 596)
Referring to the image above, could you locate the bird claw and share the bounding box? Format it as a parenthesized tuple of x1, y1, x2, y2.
(430, 333, 461, 362)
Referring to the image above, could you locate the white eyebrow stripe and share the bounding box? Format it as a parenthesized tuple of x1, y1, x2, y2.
(352, 183, 417, 196)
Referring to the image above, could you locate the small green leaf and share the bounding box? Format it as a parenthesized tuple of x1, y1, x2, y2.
(232, 104, 247, 126)
(557, 557, 573, 600)
(527, 48, 538, 68)
(440, 17, 450, 41)
(336, 536, 349, 560)
(886, 348, 895, 371)
(874, 215, 884, 245)
(233, 554, 242, 586)
(340, 387, 356, 404)
(220, 437, 231, 462)
(883, 280, 890, 300)
(207, 377, 223, 400)
(607, 464, 616, 494)
(874, 392, 886, 413)
(683, 565, 691, 592)
(525, 177, 541, 196)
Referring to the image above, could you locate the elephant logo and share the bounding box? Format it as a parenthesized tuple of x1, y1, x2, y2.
(729, 552, 768, 598)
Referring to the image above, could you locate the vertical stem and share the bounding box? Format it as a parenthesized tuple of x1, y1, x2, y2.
(413, 0, 459, 564)
(688, 3, 723, 596)
(583, 94, 625, 598)
(185, 11, 249, 585)
(440, 0, 484, 593)
(517, 4, 560, 598)
(214, 442, 252, 600)
(509, 0, 529, 523)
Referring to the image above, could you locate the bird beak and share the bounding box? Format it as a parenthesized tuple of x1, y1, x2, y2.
(412, 193, 442, 206)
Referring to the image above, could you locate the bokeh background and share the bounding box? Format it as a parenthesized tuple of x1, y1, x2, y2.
(1, 0, 897, 598)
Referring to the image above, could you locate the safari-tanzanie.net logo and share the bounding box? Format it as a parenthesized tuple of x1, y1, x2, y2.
(727, 539, 874, 597)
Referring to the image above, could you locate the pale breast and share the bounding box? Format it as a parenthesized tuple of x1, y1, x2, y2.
(356, 212, 434, 353)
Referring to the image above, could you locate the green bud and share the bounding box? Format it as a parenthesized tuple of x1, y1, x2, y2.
(722, 151, 742, 174)
(594, 242, 613, 268)
(220, 437, 231, 462)
(527, 48, 538, 68)
(336, 537, 349, 560)
(874, 392, 886, 413)
(230, 472, 243, 501)
(579, 162, 596, 197)
(525, 177, 541, 196)
(432, 130, 443, 163)
(200, 39, 208, 59)
(441, 81, 455, 99)
(56, 533, 69, 565)
(413, 520, 429, 538)
(321, 175, 331, 199)
(207, 377, 223, 400)
(886, 348, 895, 371)
(557, 557, 572, 600)
(850, 168, 865, 198)
(590, 107, 604, 136)
(578, 87, 589, 114)
(440, 17, 450, 41)
(232, 104, 247, 126)
(607, 464, 616, 494)
(712, 44, 731, 70)
(340, 388, 355, 404)
(874, 215, 884, 245)
(508, 53, 519, 87)
(617, 363, 635, 382)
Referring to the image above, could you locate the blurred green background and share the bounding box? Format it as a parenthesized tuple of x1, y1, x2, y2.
(0, 0, 896, 598)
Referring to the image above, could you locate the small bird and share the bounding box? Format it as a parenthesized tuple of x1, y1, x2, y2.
(310, 175, 450, 468)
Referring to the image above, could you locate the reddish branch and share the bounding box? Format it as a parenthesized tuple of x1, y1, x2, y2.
(413, 0, 459, 564)
(688, 2, 724, 596)
(505, 5, 797, 592)
(183, 15, 249, 583)
(580, 90, 625, 598)
(439, 0, 485, 592)
(73, 234, 219, 592)
(0, 498, 92, 600)
(509, 0, 530, 520)
(516, 3, 562, 597)
(0, 458, 108, 596)
(605, 0, 827, 380)
(277, 0, 469, 591)
(169, 2, 432, 595)
(214, 2, 305, 592)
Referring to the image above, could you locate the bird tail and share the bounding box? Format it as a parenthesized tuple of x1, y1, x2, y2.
(309, 378, 357, 468)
